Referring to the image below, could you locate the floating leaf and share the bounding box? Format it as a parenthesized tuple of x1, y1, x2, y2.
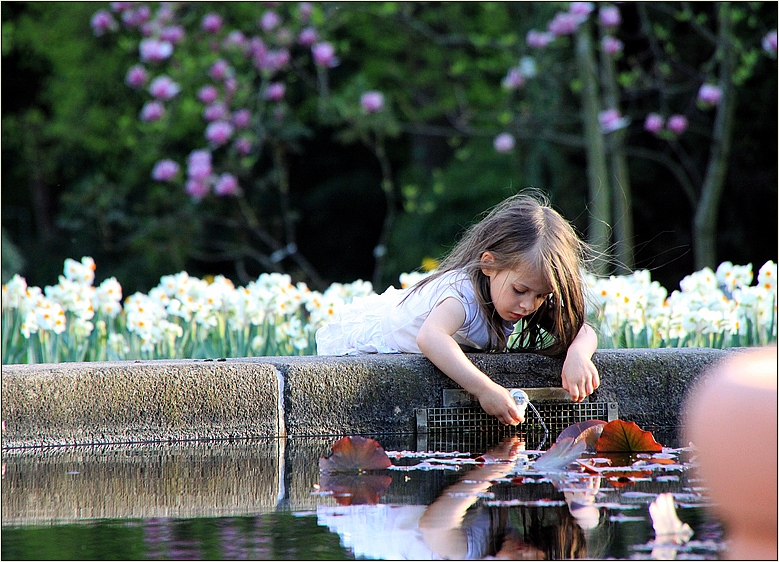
(533, 437, 588, 471)
(557, 420, 607, 451)
(595, 420, 663, 453)
(318, 473, 393, 506)
(319, 436, 392, 473)
(575, 460, 653, 487)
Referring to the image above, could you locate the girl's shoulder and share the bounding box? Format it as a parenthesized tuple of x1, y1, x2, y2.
(423, 269, 473, 299)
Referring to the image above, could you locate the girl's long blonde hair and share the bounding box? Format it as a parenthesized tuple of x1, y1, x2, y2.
(409, 189, 590, 357)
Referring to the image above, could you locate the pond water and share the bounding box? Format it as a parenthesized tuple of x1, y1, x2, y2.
(1, 428, 725, 560)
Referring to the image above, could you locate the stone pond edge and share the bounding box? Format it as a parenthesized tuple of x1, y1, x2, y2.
(1, 348, 747, 449)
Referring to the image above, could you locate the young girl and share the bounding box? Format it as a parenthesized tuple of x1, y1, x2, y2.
(316, 190, 600, 426)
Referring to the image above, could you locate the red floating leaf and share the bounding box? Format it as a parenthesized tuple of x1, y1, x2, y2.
(595, 420, 663, 453)
(319, 436, 392, 473)
(319, 473, 393, 505)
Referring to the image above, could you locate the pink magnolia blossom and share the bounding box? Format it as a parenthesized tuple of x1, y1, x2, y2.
(644, 113, 664, 134)
(502, 68, 526, 90)
(205, 121, 234, 146)
(360, 91, 385, 113)
(298, 27, 318, 47)
(232, 109, 252, 129)
(598, 108, 629, 133)
(139, 38, 173, 62)
(224, 77, 238, 96)
(256, 49, 290, 72)
(762, 30, 777, 54)
(149, 76, 180, 100)
(91, 10, 117, 36)
(203, 103, 228, 122)
(109, 2, 133, 12)
(187, 150, 212, 180)
(209, 59, 231, 81)
(697, 84, 722, 106)
(151, 159, 180, 181)
(186, 179, 210, 200)
(299, 2, 313, 22)
(139, 21, 156, 38)
(548, 12, 581, 36)
(121, 5, 151, 27)
(223, 30, 247, 50)
(140, 101, 165, 122)
(265, 82, 286, 102)
(260, 11, 281, 32)
(197, 85, 220, 105)
(599, 6, 621, 28)
(602, 36, 623, 55)
(248, 37, 267, 60)
(155, 3, 176, 24)
(569, 2, 595, 18)
(667, 114, 688, 135)
(234, 137, 253, 155)
(160, 25, 185, 44)
(493, 133, 516, 154)
(526, 29, 555, 49)
(312, 42, 338, 67)
(125, 65, 148, 89)
(214, 173, 239, 196)
(202, 13, 223, 34)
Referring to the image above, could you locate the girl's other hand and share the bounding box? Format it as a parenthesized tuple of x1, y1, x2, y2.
(475, 382, 525, 425)
(561, 350, 600, 402)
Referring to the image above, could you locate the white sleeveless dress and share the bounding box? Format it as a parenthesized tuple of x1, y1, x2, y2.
(315, 270, 514, 355)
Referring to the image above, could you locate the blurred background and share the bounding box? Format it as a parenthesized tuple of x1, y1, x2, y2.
(2, 2, 776, 296)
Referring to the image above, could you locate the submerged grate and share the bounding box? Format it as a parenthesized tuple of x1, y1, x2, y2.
(416, 391, 618, 452)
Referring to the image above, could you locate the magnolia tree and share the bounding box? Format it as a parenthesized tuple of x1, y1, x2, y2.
(91, 2, 776, 288)
(491, 2, 777, 273)
(91, 1, 402, 289)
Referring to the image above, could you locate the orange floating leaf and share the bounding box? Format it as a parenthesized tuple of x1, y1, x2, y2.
(595, 420, 663, 453)
(319, 436, 392, 473)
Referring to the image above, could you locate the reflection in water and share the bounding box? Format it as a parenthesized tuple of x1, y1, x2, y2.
(1, 432, 725, 560)
(317, 438, 598, 559)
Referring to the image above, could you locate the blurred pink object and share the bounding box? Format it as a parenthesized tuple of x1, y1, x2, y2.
(599, 5, 621, 27)
(683, 346, 778, 560)
(667, 114, 688, 135)
(493, 133, 515, 154)
(697, 84, 722, 106)
(360, 91, 385, 113)
(644, 113, 664, 134)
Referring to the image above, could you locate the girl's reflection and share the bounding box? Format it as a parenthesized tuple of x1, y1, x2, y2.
(419, 437, 596, 559)
(317, 436, 604, 559)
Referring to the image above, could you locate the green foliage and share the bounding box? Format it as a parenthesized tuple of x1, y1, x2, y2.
(2, 1, 776, 298)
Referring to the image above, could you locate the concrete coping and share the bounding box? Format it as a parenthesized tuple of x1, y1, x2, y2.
(1, 348, 744, 449)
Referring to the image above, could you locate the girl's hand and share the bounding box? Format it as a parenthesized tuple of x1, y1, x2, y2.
(561, 348, 600, 402)
(417, 297, 524, 425)
(561, 324, 600, 402)
(475, 381, 525, 425)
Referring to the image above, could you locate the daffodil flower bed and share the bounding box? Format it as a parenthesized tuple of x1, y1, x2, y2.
(2, 258, 776, 364)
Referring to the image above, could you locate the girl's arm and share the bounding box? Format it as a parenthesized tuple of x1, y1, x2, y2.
(561, 323, 600, 402)
(418, 437, 523, 558)
(416, 297, 525, 425)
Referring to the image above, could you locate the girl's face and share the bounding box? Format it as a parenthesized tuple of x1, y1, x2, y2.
(480, 252, 552, 323)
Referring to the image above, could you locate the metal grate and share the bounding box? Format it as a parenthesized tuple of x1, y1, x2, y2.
(416, 398, 618, 452)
